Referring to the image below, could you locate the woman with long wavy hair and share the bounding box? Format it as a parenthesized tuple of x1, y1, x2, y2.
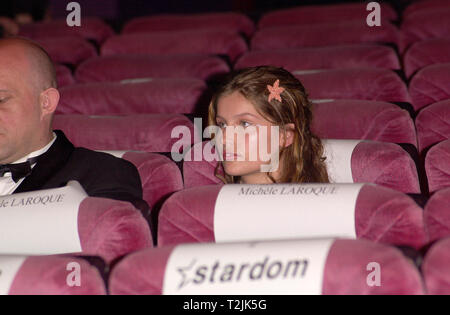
(208, 66, 329, 184)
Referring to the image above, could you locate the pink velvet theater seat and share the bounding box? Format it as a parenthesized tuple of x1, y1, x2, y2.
(113, 151, 184, 212)
(424, 188, 450, 244)
(425, 140, 450, 193)
(55, 64, 75, 87)
(251, 21, 400, 51)
(404, 0, 450, 18)
(416, 100, 450, 152)
(0, 196, 152, 263)
(182, 140, 421, 194)
(101, 29, 248, 62)
(311, 100, 417, 147)
(122, 12, 255, 37)
(52, 114, 198, 153)
(78, 197, 153, 263)
(157, 184, 426, 249)
(6, 255, 107, 295)
(401, 7, 450, 50)
(294, 68, 410, 103)
(75, 54, 230, 83)
(19, 18, 114, 44)
(409, 63, 450, 112)
(404, 39, 450, 78)
(57, 78, 207, 115)
(109, 239, 424, 295)
(258, 2, 397, 29)
(36, 36, 97, 66)
(235, 44, 401, 71)
(422, 237, 450, 295)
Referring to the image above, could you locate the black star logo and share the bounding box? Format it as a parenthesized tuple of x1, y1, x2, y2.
(177, 259, 197, 290)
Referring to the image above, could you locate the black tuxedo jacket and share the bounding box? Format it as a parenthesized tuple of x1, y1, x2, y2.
(14, 130, 148, 214)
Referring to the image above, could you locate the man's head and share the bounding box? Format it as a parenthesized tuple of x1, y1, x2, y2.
(0, 37, 59, 164)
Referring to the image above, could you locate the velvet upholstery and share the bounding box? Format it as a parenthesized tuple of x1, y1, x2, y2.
(425, 140, 450, 193)
(251, 21, 400, 51)
(57, 79, 207, 115)
(401, 7, 450, 50)
(409, 64, 450, 112)
(109, 239, 424, 295)
(52, 114, 198, 153)
(157, 184, 427, 249)
(78, 197, 153, 263)
(404, 39, 450, 78)
(235, 45, 401, 71)
(258, 3, 397, 29)
(101, 29, 248, 62)
(424, 188, 450, 243)
(0, 197, 152, 263)
(75, 54, 230, 83)
(311, 100, 417, 146)
(422, 237, 450, 295)
(8, 255, 107, 295)
(55, 64, 75, 87)
(182, 140, 420, 194)
(19, 18, 114, 44)
(404, 0, 450, 18)
(122, 152, 184, 209)
(123, 12, 255, 37)
(295, 68, 411, 103)
(37, 36, 97, 66)
(416, 100, 450, 152)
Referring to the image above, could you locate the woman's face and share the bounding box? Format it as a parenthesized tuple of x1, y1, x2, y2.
(215, 91, 281, 184)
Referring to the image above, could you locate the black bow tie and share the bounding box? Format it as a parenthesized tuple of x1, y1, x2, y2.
(0, 156, 40, 183)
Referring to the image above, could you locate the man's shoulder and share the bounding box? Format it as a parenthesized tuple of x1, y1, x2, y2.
(70, 148, 135, 170)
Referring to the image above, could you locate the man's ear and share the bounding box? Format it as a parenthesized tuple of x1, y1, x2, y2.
(280, 123, 295, 148)
(40, 88, 60, 118)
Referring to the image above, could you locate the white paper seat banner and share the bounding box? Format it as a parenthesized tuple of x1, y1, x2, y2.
(0, 256, 27, 295)
(0, 181, 86, 255)
(163, 238, 334, 295)
(214, 183, 364, 242)
(322, 139, 362, 183)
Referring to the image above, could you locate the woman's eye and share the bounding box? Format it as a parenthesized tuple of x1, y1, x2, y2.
(240, 121, 251, 128)
(216, 121, 226, 128)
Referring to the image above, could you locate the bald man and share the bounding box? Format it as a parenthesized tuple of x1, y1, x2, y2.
(0, 38, 148, 214)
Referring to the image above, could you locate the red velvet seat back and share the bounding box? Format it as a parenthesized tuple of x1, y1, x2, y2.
(123, 12, 255, 37)
(75, 54, 229, 83)
(101, 29, 248, 62)
(52, 114, 199, 153)
(58, 79, 207, 115)
(157, 184, 426, 249)
(109, 239, 424, 295)
(235, 45, 401, 71)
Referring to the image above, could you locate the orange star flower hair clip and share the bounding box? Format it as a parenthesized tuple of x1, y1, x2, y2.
(267, 79, 285, 102)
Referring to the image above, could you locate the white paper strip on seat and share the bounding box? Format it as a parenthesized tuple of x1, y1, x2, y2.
(214, 183, 364, 242)
(97, 150, 127, 159)
(163, 238, 334, 295)
(322, 139, 362, 183)
(0, 181, 86, 255)
(0, 256, 27, 295)
(292, 69, 328, 75)
(310, 99, 335, 104)
(120, 77, 153, 84)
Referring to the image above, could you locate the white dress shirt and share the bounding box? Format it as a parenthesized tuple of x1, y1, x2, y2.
(0, 133, 57, 196)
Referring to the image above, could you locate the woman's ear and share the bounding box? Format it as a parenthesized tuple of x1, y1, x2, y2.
(40, 88, 60, 119)
(280, 123, 295, 148)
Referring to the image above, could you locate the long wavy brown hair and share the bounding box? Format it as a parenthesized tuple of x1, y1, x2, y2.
(208, 66, 329, 184)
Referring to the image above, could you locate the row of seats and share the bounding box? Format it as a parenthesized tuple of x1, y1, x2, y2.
(54, 58, 450, 114)
(16, 3, 450, 51)
(5, 0, 449, 295)
(3, 234, 450, 295)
